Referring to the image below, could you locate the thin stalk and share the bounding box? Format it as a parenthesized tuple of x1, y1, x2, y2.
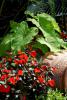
(0, 0, 5, 16)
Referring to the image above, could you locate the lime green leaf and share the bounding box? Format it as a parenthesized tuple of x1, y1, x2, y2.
(37, 13, 61, 33)
(37, 37, 60, 52)
(0, 21, 38, 56)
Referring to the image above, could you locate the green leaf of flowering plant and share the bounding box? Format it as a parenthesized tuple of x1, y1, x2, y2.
(47, 89, 66, 100)
(0, 81, 5, 84)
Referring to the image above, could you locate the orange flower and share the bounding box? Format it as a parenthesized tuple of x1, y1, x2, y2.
(48, 79, 55, 88)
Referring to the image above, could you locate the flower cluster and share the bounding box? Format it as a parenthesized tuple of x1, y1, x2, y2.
(0, 48, 56, 98)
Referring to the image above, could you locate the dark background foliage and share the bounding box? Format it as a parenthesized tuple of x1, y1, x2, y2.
(0, 0, 28, 36)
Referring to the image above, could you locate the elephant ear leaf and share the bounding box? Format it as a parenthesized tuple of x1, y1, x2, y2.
(27, 13, 67, 52)
(37, 13, 61, 33)
(0, 21, 38, 56)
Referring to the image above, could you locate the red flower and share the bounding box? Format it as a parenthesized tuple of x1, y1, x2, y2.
(8, 58, 12, 62)
(37, 76, 44, 83)
(18, 70, 23, 76)
(2, 69, 11, 73)
(30, 50, 37, 57)
(8, 77, 16, 85)
(41, 65, 47, 70)
(48, 79, 55, 88)
(15, 76, 19, 81)
(34, 68, 41, 73)
(14, 54, 28, 65)
(8, 76, 20, 85)
(18, 59, 26, 64)
(0, 63, 2, 68)
(18, 53, 28, 59)
(0, 85, 11, 93)
(23, 54, 28, 62)
(18, 55, 24, 59)
(0, 74, 8, 81)
(18, 53, 28, 64)
(14, 59, 19, 65)
(51, 67, 57, 73)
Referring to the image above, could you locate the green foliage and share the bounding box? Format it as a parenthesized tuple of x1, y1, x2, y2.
(0, 12, 67, 56)
(0, 21, 38, 56)
(47, 89, 67, 100)
(27, 12, 67, 52)
(35, 89, 67, 100)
